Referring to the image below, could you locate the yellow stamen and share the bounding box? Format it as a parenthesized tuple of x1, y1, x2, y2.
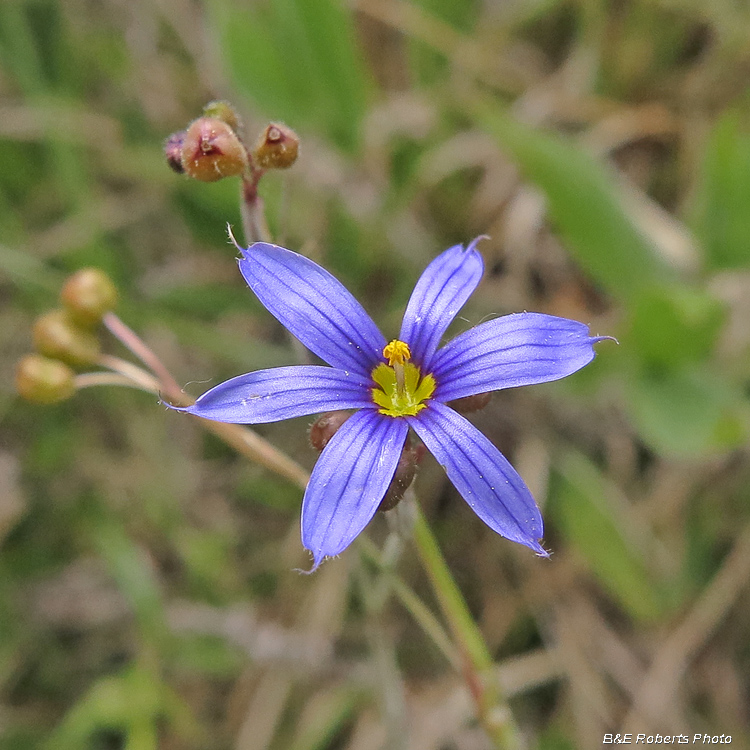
(383, 340, 410, 396)
(383, 339, 411, 366)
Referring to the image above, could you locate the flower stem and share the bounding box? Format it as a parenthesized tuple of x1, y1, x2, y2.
(75, 372, 156, 392)
(98, 354, 162, 392)
(96, 326, 310, 491)
(411, 503, 524, 750)
(357, 535, 460, 669)
(240, 172, 272, 244)
(103, 313, 182, 394)
(194, 417, 309, 491)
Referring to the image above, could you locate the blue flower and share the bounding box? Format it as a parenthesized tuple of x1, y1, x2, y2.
(177, 239, 607, 569)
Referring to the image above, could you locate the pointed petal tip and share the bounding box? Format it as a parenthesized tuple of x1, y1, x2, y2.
(466, 234, 490, 254)
(295, 553, 323, 575)
(296, 548, 338, 574)
(161, 398, 193, 415)
(226, 223, 242, 253)
(592, 334, 619, 346)
(531, 539, 552, 558)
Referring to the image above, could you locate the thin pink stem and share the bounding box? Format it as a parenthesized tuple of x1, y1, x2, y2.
(240, 173, 272, 244)
(75, 372, 157, 392)
(103, 312, 182, 395)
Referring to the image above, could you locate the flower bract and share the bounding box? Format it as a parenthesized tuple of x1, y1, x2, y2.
(175, 238, 609, 569)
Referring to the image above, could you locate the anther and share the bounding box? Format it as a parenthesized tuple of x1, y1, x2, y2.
(383, 340, 411, 397)
(383, 340, 411, 366)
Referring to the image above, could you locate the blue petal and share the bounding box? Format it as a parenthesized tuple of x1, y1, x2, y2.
(176, 366, 372, 423)
(432, 313, 605, 402)
(407, 401, 547, 555)
(238, 243, 386, 377)
(399, 239, 484, 370)
(302, 409, 408, 570)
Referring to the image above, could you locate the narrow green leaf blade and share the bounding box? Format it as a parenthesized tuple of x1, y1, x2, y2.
(476, 105, 669, 301)
(549, 452, 666, 622)
(692, 109, 750, 269)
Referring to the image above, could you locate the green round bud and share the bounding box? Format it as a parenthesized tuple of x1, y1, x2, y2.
(202, 101, 242, 132)
(15, 354, 76, 404)
(60, 268, 118, 327)
(33, 309, 100, 367)
(253, 123, 299, 170)
(181, 117, 249, 182)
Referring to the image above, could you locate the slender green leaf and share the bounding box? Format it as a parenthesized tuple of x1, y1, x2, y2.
(626, 283, 725, 370)
(207, 0, 370, 152)
(549, 452, 666, 622)
(286, 687, 362, 750)
(476, 105, 669, 301)
(692, 109, 750, 269)
(624, 366, 748, 457)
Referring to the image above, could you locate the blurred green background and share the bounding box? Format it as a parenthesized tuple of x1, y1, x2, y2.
(2, 0, 750, 748)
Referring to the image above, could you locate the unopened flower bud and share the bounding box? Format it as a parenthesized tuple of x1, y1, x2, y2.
(378, 442, 419, 512)
(16, 354, 76, 404)
(253, 123, 299, 170)
(164, 131, 185, 173)
(202, 100, 241, 132)
(60, 268, 118, 327)
(448, 391, 493, 414)
(181, 117, 248, 182)
(33, 309, 100, 367)
(309, 411, 351, 451)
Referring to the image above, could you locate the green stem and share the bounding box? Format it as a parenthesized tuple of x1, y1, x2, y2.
(357, 535, 460, 669)
(411, 504, 523, 750)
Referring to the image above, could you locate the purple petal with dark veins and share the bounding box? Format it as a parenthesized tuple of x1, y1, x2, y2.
(301, 409, 408, 570)
(407, 401, 548, 555)
(399, 239, 484, 370)
(176, 366, 372, 423)
(432, 312, 606, 402)
(238, 242, 386, 377)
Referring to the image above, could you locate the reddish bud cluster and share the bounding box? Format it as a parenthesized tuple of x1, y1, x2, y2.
(180, 117, 248, 183)
(164, 102, 300, 186)
(252, 123, 299, 170)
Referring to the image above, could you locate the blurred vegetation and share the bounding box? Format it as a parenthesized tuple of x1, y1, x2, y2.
(2, 0, 750, 748)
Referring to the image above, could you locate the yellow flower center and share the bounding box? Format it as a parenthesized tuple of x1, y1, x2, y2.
(372, 339, 436, 417)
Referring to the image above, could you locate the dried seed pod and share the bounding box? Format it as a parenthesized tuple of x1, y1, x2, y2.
(181, 116, 248, 182)
(164, 130, 186, 174)
(253, 122, 299, 170)
(378, 442, 419, 512)
(16, 354, 76, 404)
(60, 268, 118, 327)
(33, 309, 100, 367)
(447, 391, 492, 414)
(309, 411, 352, 451)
